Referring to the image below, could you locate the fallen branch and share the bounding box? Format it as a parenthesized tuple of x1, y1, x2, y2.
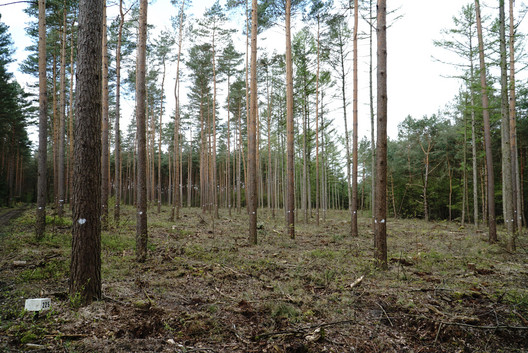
(349, 275, 364, 289)
(231, 324, 251, 345)
(377, 302, 394, 327)
(513, 310, 528, 325)
(214, 286, 236, 300)
(434, 322, 443, 344)
(256, 319, 357, 339)
(438, 321, 528, 330)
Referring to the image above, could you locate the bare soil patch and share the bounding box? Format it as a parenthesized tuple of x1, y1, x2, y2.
(1, 207, 527, 352)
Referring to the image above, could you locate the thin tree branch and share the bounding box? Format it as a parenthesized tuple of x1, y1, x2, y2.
(0, 0, 35, 6)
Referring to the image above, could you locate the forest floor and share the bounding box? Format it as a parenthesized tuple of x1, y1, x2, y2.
(0, 205, 527, 352)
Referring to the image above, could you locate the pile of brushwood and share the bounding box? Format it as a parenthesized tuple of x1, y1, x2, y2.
(1, 205, 527, 352)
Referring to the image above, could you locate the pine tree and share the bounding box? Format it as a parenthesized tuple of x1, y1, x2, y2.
(70, 0, 104, 304)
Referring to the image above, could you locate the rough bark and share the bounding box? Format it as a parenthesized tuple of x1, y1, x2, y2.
(36, 0, 47, 240)
(101, 3, 109, 230)
(374, 0, 388, 270)
(136, 0, 148, 261)
(58, 5, 67, 218)
(68, 19, 75, 210)
(70, 0, 104, 304)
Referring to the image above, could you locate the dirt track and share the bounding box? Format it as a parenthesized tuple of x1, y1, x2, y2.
(0, 206, 27, 229)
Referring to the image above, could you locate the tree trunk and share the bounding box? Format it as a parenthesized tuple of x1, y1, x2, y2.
(52, 54, 58, 211)
(237, 102, 242, 213)
(285, 0, 294, 239)
(469, 52, 479, 228)
(172, 0, 185, 221)
(374, 0, 388, 270)
(114, 0, 124, 225)
(70, 0, 104, 304)
(339, 44, 352, 236)
(509, 0, 522, 235)
(157, 56, 166, 214)
(351, 0, 359, 236)
(462, 111, 467, 226)
(212, 30, 219, 220)
(315, 16, 320, 226)
(266, 67, 272, 217)
(447, 157, 453, 221)
(68, 19, 75, 210)
(36, 0, 47, 240)
(499, 0, 515, 250)
(227, 75, 232, 217)
(423, 145, 430, 222)
(136, 0, 148, 261)
(369, 0, 376, 225)
(248, 0, 258, 244)
(58, 5, 67, 218)
(187, 133, 192, 208)
(475, 0, 497, 243)
(321, 92, 327, 222)
(302, 99, 307, 223)
(101, 2, 109, 230)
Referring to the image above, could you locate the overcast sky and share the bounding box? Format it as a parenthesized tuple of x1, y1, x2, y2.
(1, 0, 526, 146)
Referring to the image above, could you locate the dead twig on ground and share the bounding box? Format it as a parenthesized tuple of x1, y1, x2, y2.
(214, 286, 236, 300)
(377, 302, 394, 327)
(434, 322, 443, 344)
(231, 324, 251, 344)
(438, 321, 528, 330)
(513, 310, 528, 325)
(256, 319, 358, 339)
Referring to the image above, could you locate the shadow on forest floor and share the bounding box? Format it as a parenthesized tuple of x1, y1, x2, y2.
(1, 205, 527, 352)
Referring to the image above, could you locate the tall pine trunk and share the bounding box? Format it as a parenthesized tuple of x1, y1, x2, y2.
(315, 15, 320, 226)
(157, 56, 166, 214)
(475, 0, 497, 242)
(114, 0, 124, 225)
(68, 18, 75, 210)
(285, 0, 295, 239)
(499, 0, 515, 250)
(171, 0, 185, 221)
(351, 0, 359, 236)
(136, 0, 148, 261)
(374, 0, 388, 270)
(36, 0, 47, 240)
(101, 2, 109, 230)
(509, 0, 522, 234)
(469, 41, 479, 228)
(70, 0, 104, 304)
(58, 5, 67, 218)
(369, 0, 376, 225)
(248, 0, 258, 244)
